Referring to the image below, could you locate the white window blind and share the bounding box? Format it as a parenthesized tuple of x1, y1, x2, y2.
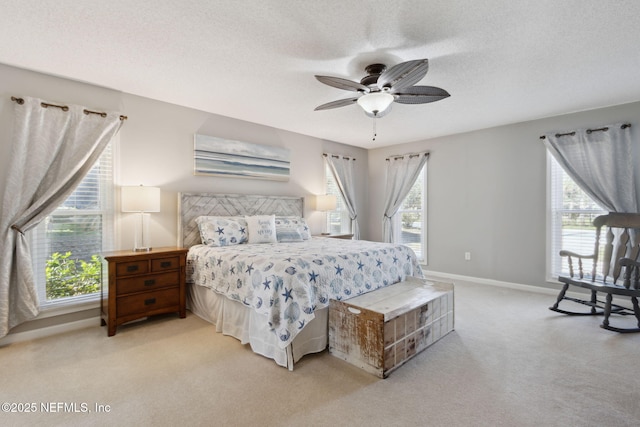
(325, 163, 351, 234)
(548, 153, 606, 280)
(31, 143, 115, 307)
(393, 165, 427, 263)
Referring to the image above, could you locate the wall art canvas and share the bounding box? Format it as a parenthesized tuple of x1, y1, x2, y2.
(194, 134, 290, 181)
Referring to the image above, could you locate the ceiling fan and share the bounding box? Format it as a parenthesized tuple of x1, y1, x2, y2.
(314, 59, 450, 118)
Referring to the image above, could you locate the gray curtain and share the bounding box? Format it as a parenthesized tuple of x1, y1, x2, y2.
(0, 96, 124, 337)
(325, 154, 360, 239)
(382, 153, 428, 243)
(543, 123, 637, 213)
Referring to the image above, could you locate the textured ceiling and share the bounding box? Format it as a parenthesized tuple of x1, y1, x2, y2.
(1, 0, 640, 149)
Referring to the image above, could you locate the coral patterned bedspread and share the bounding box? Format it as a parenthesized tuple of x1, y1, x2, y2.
(186, 237, 423, 348)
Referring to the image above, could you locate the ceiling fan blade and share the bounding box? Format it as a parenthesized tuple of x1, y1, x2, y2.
(315, 75, 369, 92)
(394, 86, 450, 104)
(377, 59, 429, 91)
(314, 97, 359, 111)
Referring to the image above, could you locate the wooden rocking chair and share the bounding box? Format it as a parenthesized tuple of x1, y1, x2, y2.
(549, 212, 640, 332)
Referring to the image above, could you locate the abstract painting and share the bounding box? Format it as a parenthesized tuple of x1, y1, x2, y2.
(194, 134, 290, 181)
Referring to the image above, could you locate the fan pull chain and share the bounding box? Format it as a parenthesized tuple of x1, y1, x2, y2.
(372, 117, 377, 141)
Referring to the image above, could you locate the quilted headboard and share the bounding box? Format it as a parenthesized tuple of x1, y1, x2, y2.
(178, 193, 304, 248)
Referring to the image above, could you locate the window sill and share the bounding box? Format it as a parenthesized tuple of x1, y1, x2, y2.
(545, 275, 563, 286)
(37, 294, 100, 319)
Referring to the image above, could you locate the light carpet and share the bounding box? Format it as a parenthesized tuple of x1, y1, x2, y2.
(1, 279, 639, 427)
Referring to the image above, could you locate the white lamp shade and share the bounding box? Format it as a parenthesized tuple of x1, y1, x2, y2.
(357, 92, 394, 115)
(121, 186, 161, 212)
(316, 194, 337, 211)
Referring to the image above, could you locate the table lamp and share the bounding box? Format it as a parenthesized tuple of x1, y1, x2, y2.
(121, 185, 160, 251)
(315, 194, 337, 235)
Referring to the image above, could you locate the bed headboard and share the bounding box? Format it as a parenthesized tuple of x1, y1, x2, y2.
(178, 193, 304, 248)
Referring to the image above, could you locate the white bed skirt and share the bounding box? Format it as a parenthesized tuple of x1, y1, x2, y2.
(187, 283, 328, 369)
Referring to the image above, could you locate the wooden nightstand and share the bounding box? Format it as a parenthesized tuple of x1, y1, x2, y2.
(314, 233, 354, 240)
(101, 246, 188, 336)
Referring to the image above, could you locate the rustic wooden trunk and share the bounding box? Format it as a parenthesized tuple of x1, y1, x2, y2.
(328, 278, 454, 378)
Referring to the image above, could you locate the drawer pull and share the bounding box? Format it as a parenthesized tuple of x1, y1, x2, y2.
(347, 307, 362, 315)
(160, 261, 172, 268)
(144, 298, 156, 306)
(144, 279, 156, 286)
(127, 265, 139, 272)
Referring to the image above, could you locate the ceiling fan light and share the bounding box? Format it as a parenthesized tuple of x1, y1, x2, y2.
(357, 92, 394, 116)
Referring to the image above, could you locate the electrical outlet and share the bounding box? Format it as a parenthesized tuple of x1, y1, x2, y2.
(464, 252, 471, 261)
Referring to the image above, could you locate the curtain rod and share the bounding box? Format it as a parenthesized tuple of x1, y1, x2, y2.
(11, 96, 128, 121)
(539, 123, 630, 140)
(385, 152, 429, 161)
(323, 153, 356, 161)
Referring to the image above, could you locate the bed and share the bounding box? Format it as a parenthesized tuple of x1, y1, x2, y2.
(179, 193, 424, 369)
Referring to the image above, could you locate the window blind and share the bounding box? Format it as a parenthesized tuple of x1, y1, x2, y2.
(325, 163, 350, 234)
(548, 153, 605, 280)
(31, 143, 114, 307)
(394, 165, 426, 262)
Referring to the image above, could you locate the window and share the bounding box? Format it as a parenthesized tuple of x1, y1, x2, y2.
(325, 163, 351, 234)
(393, 165, 427, 262)
(547, 153, 605, 280)
(32, 144, 115, 308)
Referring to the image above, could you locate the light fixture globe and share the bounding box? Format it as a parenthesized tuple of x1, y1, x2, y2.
(357, 91, 394, 116)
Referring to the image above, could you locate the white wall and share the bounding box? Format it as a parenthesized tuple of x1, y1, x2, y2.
(117, 93, 368, 250)
(367, 101, 640, 289)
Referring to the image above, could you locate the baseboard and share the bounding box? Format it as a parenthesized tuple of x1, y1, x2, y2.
(423, 270, 585, 299)
(0, 318, 97, 346)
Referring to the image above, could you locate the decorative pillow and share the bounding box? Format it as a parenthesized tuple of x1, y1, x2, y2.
(275, 216, 311, 240)
(245, 215, 277, 244)
(195, 216, 248, 247)
(276, 227, 304, 242)
(296, 218, 311, 240)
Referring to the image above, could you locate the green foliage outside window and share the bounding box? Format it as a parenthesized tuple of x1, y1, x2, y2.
(561, 177, 604, 229)
(45, 252, 101, 299)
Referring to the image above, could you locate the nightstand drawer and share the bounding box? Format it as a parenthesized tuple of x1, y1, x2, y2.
(116, 260, 149, 277)
(151, 256, 180, 272)
(116, 287, 180, 317)
(116, 271, 180, 294)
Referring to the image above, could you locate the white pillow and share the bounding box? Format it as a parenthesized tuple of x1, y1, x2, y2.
(296, 218, 311, 240)
(245, 215, 277, 244)
(195, 216, 248, 246)
(276, 227, 304, 242)
(275, 216, 311, 240)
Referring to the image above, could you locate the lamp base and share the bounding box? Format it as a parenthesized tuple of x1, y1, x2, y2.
(133, 212, 153, 253)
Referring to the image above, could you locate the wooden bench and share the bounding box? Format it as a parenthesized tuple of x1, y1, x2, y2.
(549, 212, 640, 332)
(329, 277, 454, 378)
